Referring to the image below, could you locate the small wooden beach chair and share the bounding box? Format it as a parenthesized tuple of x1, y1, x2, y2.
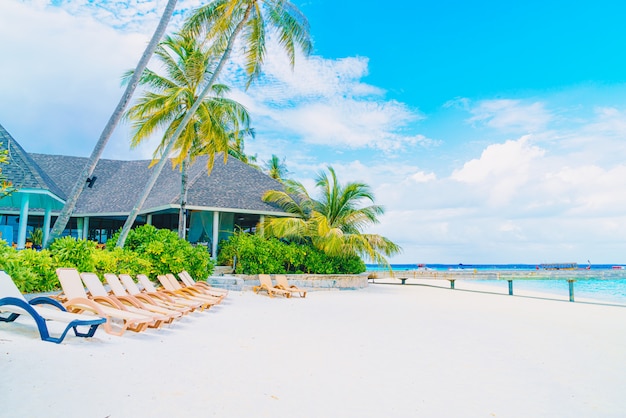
(179, 271, 228, 298)
(104, 273, 185, 320)
(274, 275, 307, 298)
(118, 274, 194, 314)
(135, 274, 208, 312)
(81, 272, 171, 328)
(253, 274, 292, 298)
(162, 274, 222, 305)
(55, 268, 154, 336)
(152, 275, 217, 309)
(0, 271, 106, 344)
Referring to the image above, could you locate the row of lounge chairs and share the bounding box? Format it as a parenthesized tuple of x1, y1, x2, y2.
(253, 274, 307, 298)
(0, 268, 228, 343)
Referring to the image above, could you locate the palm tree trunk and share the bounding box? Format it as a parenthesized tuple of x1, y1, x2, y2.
(116, 4, 253, 248)
(178, 157, 188, 239)
(44, 0, 178, 248)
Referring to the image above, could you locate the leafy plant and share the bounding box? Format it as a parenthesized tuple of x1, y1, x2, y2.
(109, 225, 214, 279)
(49, 236, 97, 272)
(0, 246, 59, 292)
(217, 231, 365, 275)
(29, 228, 43, 247)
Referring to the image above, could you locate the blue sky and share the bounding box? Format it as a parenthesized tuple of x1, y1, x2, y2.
(3, 0, 626, 264)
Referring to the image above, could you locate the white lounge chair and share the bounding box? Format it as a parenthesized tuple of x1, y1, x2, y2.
(0, 270, 106, 343)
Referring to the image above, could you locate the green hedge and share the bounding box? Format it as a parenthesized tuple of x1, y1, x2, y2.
(0, 225, 215, 293)
(217, 232, 365, 275)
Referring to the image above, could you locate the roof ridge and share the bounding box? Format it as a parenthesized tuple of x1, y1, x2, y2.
(0, 123, 66, 199)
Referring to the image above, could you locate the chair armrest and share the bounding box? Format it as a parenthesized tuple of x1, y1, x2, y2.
(29, 296, 68, 312)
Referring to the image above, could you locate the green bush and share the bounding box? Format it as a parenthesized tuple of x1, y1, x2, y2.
(49, 236, 96, 272)
(109, 225, 214, 280)
(217, 232, 365, 275)
(1, 224, 215, 293)
(0, 244, 59, 292)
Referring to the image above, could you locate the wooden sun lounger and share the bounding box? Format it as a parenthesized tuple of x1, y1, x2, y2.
(104, 273, 185, 320)
(274, 275, 307, 298)
(253, 274, 292, 298)
(137, 274, 211, 311)
(0, 271, 106, 344)
(80, 272, 171, 328)
(160, 274, 221, 305)
(173, 272, 226, 303)
(117, 274, 194, 314)
(55, 268, 154, 336)
(179, 271, 228, 297)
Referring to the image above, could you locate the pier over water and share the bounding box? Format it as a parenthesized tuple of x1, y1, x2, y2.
(368, 268, 626, 303)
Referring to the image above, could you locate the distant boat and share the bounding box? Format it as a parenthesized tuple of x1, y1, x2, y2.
(539, 262, 578, 270)
(612, 266, 624, 270)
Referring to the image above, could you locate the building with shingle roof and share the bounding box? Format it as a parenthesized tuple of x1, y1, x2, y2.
(0, 123, 288, 255)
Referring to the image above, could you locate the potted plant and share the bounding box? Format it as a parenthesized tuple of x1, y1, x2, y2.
(29, 228, 43, 250)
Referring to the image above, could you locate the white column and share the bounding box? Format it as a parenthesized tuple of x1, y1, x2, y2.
(259, 214, 265, 235)
(212, 211, 219, 260)
(82, 217, 90, 240)
(42, 203, 52, 247)
(146, 214, 153, 225)
(76, 218, 84, 239)
(17, 194, 30, 249)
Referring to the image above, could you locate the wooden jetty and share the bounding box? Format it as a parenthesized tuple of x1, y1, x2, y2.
(368, 269, 626, 302)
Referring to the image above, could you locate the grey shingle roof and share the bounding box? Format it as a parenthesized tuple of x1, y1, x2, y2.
(0, 123, 66, 209)
(29, 152, 286, 216)
(2, 121, 286, 216)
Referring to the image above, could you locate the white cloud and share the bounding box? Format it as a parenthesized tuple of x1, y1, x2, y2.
(230, 41, 429, 152)
(0, 0, 150, 157)
(468, 99, 552, 132)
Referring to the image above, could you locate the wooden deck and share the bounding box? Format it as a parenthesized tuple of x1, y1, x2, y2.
(368, 269, 626, 302)
(369, 268, 626, 282)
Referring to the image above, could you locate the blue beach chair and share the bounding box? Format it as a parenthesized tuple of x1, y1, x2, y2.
(0, 270, 106, 344)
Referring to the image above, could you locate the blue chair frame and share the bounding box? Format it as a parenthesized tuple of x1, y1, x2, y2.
(0, 295, 106, 344)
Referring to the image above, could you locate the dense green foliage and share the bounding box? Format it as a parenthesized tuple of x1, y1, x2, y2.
(0, 225, 214, 293)
(262, 167, 401, 267)
(217, 231, 365, 275)
(1, 142, 15, 197)
(0, 243, 58, 292)
(108, 225, 214, 280)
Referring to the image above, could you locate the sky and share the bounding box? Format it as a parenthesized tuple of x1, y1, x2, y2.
(2, 0, 626, 264)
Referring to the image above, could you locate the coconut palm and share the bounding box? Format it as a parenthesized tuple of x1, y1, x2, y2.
(262, 167, 402, 266)
(123, 33, 251, 239)
(228, 128, 259, 167)
(0, 143, 14, 197)
(116, 0, 312, 247)
(264, 154, 288, 181)
(46, 0, 179, 248)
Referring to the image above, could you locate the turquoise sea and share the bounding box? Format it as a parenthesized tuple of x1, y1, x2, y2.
(367, 264, 626, 305)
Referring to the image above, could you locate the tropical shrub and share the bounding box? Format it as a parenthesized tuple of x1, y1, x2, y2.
(109, 225, 214, 280)
(0, 244, 58, 292)
(49, 236, 97, 272)
(217, 232, 365, 275)
(0, 223, 213, 293)
(262, 167, 401, 266)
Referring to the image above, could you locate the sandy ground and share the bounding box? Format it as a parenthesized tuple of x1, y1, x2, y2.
(2, 281, 626, 418)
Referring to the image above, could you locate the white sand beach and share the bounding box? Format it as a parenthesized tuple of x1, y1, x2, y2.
(2, 282, 626, 418)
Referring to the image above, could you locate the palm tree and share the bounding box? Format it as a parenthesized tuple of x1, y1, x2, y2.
(262, 167, 402, 266)
(0, 143, 14, 197)
(45, 0, 179, 248)
(264, 154, 288, 181)
(115, 0, 312, 248)
(123, 33, 251, 239)
(228, 128, 259, 167)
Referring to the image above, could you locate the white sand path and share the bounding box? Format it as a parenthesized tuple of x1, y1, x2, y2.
(1, 283, 626, 417)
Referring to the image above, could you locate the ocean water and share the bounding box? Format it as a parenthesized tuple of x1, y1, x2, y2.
(367, 264, 626, 305)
